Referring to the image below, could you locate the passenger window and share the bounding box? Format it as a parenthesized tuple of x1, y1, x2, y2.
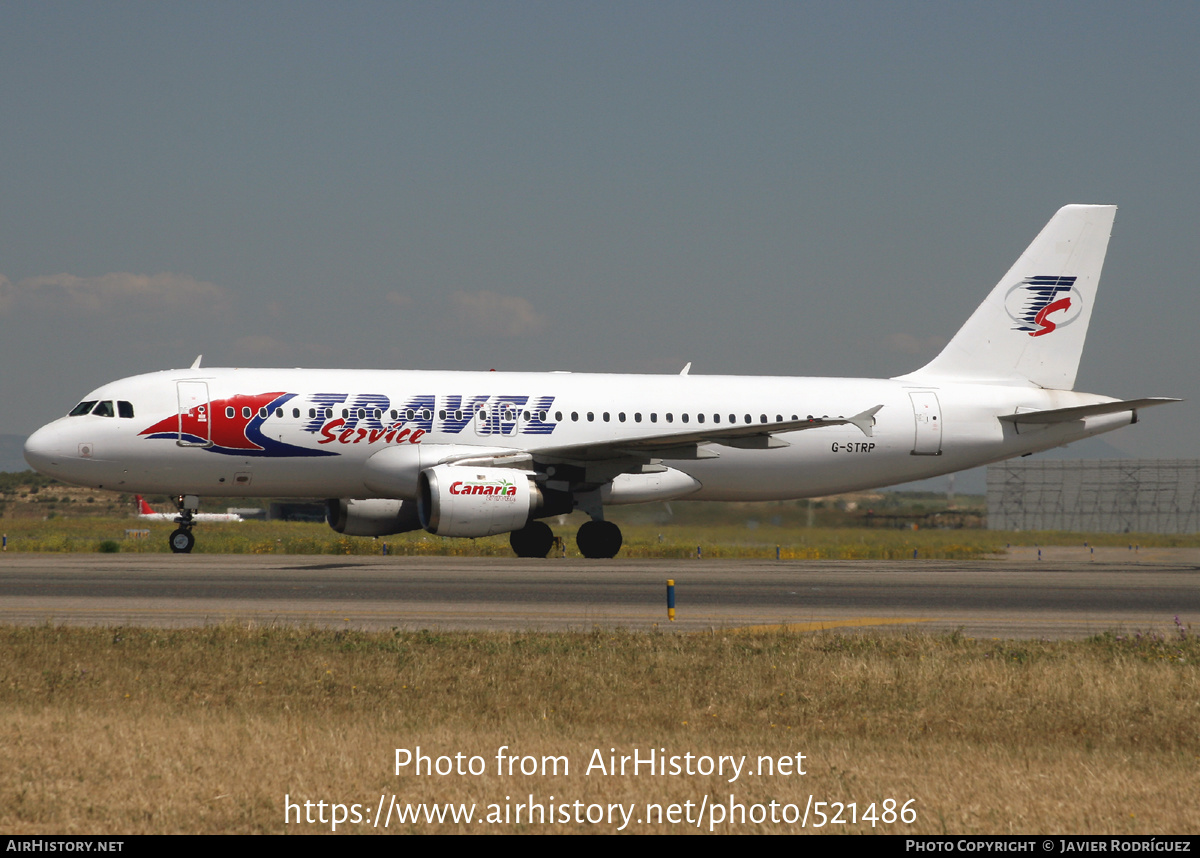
(634, 413, 642, 423)
(760, 414, 768, 423)
(618, 412, 626, 422)
(714, 414, 721, 423)
(666, 413, 673, 423)
(696, 414, 704, 423)
(259, 408, 268, 419)
(681, 413, 689, 423)
(555, 412, 563, 421)
(571, 412, 579, 422)
(277, 408, 284, 418)
(69, 401, 98, 416)
(292, 408, 300, 418)
(650, 413, 658, 423)
(586, 412, 594, 422)
(603, 412, 610, 422)
(118, 401, 135, 418)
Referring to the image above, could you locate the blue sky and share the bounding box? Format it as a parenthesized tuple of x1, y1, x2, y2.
(2, 2, 1196, 460)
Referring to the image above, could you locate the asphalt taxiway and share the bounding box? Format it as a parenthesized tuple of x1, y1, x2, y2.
(1, 546, 1196, 638)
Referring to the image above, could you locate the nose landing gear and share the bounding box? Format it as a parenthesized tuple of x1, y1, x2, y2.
(168, 494, 200, 554)
(169, 527, 195, 553)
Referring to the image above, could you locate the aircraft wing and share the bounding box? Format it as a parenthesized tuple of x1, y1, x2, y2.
(416, 406, 884, 480)
(530, 405, 883, 464)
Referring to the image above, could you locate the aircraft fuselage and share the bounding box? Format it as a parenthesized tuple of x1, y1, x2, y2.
(24, 366, 1133, 502)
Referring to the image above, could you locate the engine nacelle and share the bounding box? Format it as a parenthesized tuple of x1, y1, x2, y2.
(418, 465, 540, 538)
(326, 498, 422, 537)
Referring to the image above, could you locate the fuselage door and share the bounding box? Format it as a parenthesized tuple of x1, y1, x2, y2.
(177, 381, 213, 448)
(472, 403, 493, 437)
(497, 400, 523, 437)
(909, 391, 942, 456)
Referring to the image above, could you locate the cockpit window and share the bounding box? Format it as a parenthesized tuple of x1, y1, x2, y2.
(69, 400, 98, 416)
(92, 400, 115, 418)
(118, 401, 135, 418)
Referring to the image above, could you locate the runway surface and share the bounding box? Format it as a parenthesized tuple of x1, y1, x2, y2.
(1, 546, 1197, 638)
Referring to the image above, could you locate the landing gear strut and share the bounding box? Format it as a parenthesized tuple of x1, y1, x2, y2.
(168, 494, 199, 554)
(509, 521, 556, 558)
(576, 519, 622, 559)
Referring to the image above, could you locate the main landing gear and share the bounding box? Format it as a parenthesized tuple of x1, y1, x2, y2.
(168, 494, 199, 554)
(507, 519, 624, 559)
(576, 519, 622, 559)
(509, 521, 556, 558)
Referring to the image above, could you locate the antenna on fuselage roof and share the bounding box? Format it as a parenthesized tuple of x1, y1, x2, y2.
(680, 362, 692, 375)
(190, 355, 203, 369)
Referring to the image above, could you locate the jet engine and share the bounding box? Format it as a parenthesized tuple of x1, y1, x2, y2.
(417, 464, 569, 538)
(326, 498, 422, 537)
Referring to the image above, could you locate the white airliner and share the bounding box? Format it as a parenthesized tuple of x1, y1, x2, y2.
(134, 495, 243, 523)
(24, 205, 1176, 557)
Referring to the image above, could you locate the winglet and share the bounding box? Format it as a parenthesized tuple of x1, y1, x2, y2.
(848, 405, 883, 437)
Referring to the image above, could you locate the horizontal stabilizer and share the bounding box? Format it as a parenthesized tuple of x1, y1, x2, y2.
(998, 397, 1180, 425)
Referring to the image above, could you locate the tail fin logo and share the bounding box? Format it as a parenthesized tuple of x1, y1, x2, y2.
(1004, 276, 1082, 337)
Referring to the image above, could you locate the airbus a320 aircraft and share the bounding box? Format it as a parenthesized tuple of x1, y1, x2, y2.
(24, 205, 1176, 557)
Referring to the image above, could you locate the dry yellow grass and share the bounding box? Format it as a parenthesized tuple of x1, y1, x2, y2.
(2, 624, 1197, 834)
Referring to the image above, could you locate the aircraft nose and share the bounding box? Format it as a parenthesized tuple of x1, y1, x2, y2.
(24, 422, 69, 475)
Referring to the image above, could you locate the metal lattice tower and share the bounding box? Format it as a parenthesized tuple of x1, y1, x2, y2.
(986, 460, 1200, 533)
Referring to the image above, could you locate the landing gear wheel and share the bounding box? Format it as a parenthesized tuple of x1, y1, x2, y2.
(509, 521, 555, 558)
(576, 520, 622, 559)
(169, 528, 195, 554)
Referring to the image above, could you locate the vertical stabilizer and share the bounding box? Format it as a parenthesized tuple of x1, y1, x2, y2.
(899, 204, 1116, 390)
